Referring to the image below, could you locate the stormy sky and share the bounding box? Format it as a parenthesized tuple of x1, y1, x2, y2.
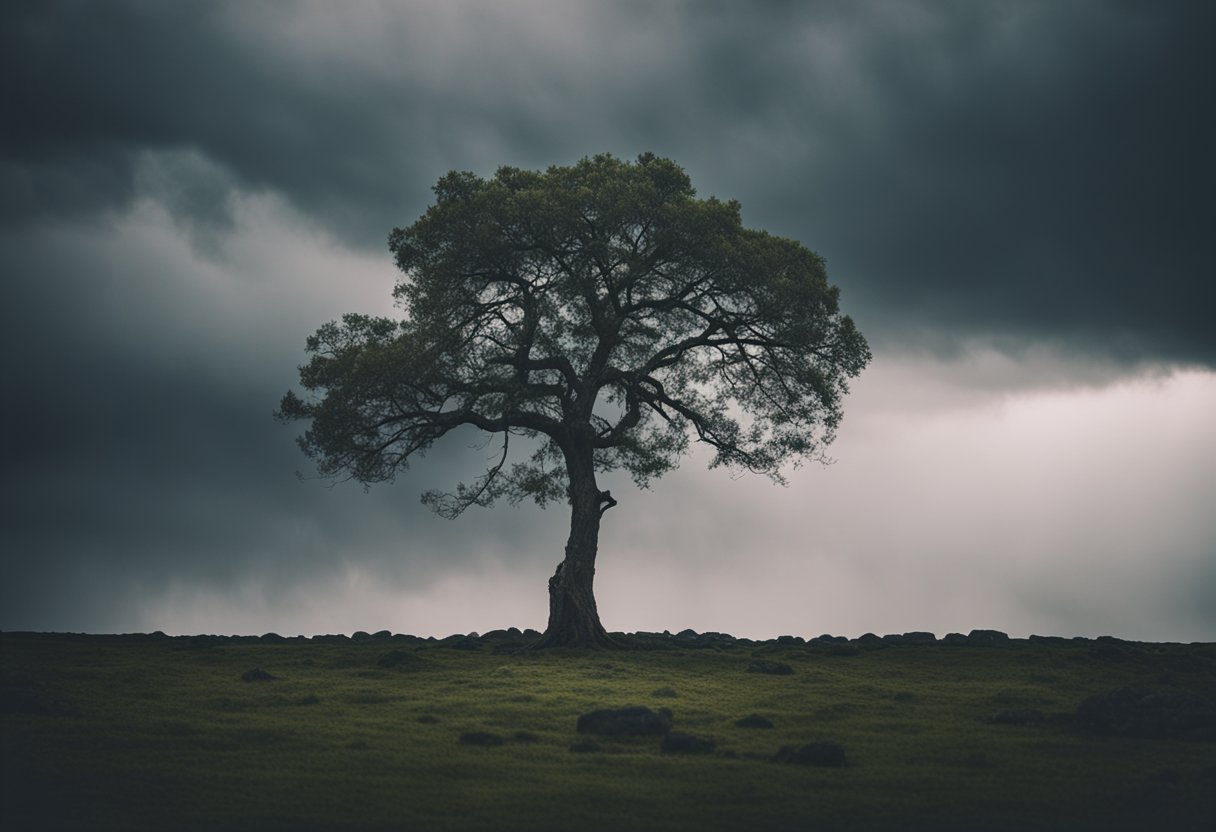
(3, 0, 1213, 641)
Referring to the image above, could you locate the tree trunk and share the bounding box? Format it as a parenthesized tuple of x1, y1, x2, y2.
(533, 442, 618, 649)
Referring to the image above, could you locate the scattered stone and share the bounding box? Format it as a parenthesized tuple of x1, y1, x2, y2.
(968, 629, 1010, 646)
(577, 706, 673, 736)
(651, 687, 679, 698)
(747, 660, 794, 676)
(241, 668, 275, 682)
(773, 741, 846, 767)
(988, 708, 1045, 726)
(311, 634, 349, 644)
(735, 714, 775, 729)
(569, 739, 602, 753)
(459, 731, 504, 746)
(661, 732, 716, 754)
(1076, 687, 1216, 741)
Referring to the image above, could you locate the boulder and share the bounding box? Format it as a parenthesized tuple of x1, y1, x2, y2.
(577, 706, 673, 736)
(967, 629, 1010, 646)
(773, 741, 846, 767)
(661, 732, 716, 754)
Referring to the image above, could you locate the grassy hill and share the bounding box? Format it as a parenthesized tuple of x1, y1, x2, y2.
(2, 630, 1214, 830)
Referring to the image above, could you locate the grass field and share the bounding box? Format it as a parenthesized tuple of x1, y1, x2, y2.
(2, 630, 1214, 831)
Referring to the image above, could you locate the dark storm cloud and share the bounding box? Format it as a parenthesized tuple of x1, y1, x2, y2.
(0, 215, 566, 631)
(2, 1, 1214, 635)
(3, 0, 1212, 363)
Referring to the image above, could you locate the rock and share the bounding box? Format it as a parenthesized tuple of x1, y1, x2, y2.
(459, 731, 504, 746)
(988, 708, 1045, 726)
(1028, 634, 1070, 645)
(776, 635, 805, 645)
(259, 632, 286, 643)
(902, 631, 937, 645)
(735, 714, 775, 729)
(747, 660, 794, 676)
(310, 634, 349, 644)
(241, 668, 275, 682)
(661, 732, 716, 754)
(569, 739, 602, 753)
(351, 631, 373, 642)
(942, 633, 970, 646)
(1076, 687, 1216, 741)
(773, 741, 846, 767)
(967, 629, 1010, 646)
(577, 706, 673, 736)
(371, 629, 392, 639)
(675, 628, 699, 640)
(855, 633, 884, 646)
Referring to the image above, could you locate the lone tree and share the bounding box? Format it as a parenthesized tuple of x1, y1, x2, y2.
(278, 154, 869, 648)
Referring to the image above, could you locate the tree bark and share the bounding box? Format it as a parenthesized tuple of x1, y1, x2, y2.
(533, 441, 618, 649)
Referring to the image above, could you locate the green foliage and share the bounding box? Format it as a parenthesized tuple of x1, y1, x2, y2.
(4, 634, 1214, 830)
(279, 154, 870, 515)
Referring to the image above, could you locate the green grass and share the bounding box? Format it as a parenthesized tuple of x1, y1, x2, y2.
(2, 633, 1214, 831)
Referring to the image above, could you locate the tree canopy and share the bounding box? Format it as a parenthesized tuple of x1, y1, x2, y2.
(278, 153, 870, 646)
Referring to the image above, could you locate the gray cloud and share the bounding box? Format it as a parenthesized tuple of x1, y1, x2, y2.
(4, 0, 1212, 362)
(2, 1, 1214, 638)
